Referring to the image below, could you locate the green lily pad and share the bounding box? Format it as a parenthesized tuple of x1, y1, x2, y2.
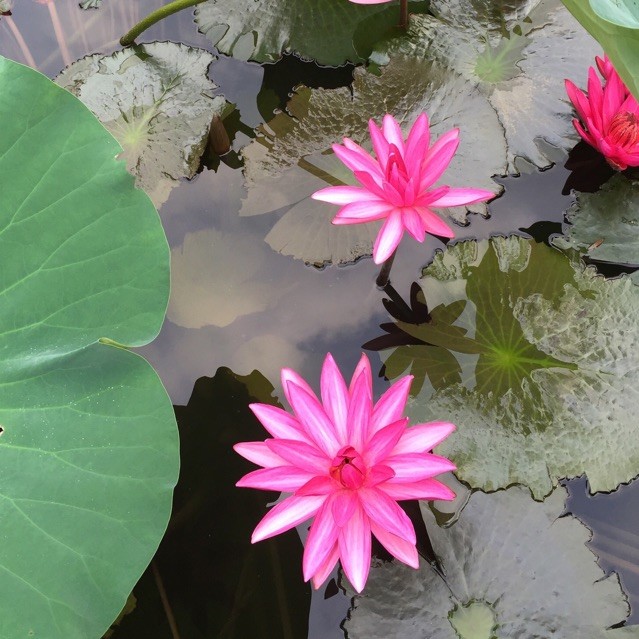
(563, 0, 639, 101)
(590, 0, 639, 29)
(554, 174, 639, 267)
(373, 0, 600, 172)
(0, 57, 178, 638)
(386, 236, 639, 498)
(345, 486, 637, 638)
(56, 42, 226, 208)
(241, 57, 505, 266)
(195, 0, 428, 66)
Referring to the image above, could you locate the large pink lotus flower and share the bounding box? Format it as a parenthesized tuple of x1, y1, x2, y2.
(311, 113, 494, 264)
(566, 55, 639, 171)
(234, 353, 456, 593)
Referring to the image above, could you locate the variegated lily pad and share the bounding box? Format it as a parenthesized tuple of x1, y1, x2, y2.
(345, 486, 638, 638)
(241, 57, 506, 266)
(384, 236, 639, 498)
(57, 42, 226, 207)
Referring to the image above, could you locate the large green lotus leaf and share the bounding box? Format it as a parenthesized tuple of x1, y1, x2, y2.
(345, 486, 637, 638)
(0, 57, 178, 637)
(56, 43, 226, 208)
(554, 174, 639, 267)
(373, 0, 600, 172)
(394, 236, 639, 498)
(562, 0, 639, 101)
(590, 0, 639, 29)
(195, 0, 428, 66)
(241, 57, 506, 266)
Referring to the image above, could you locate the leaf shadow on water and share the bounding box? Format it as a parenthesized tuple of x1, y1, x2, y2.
(108, 368, 311, 639)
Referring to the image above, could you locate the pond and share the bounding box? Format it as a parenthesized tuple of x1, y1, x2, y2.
(2, 0, 639, 637)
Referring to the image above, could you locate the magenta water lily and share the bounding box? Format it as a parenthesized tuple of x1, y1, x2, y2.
(566, 55, 639, 171)
(312, 113, 494, 266)
(234, 353, 456, 593)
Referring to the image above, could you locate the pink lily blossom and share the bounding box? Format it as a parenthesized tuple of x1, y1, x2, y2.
(311, 113, 494, 264)
(234, 353, 456, 593)
(566, 55, 639, 170)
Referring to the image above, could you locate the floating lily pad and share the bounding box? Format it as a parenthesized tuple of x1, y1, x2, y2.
(590, 0, 639, 29)
(345, 486, 637, 638)
(79, 0, 102, 8)
(372, 0, 600, 172)
(195, 0, 428, 66)
(384, 236, 639, 498)
(0, 57, 178, 638)
(241, 57, 505, 266)
(56, 42, 226, 207)
(554, 174, 639, 267)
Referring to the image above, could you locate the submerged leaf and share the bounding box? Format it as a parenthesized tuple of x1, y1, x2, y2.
(79, 0, 103, 8)
(555, 174, 639, 267)
(345, 486, 635, 638)
(195, 0, 428, 66)
(0, 56, 178, 638)
(394, 236, 639, 498)
(241, 58, 505, 266)
(57, 42, 226, 207)
(373, 0, 600, 172)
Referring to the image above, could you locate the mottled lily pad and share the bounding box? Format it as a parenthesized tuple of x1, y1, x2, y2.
(372, 0, 600, 172)
(241, 57, 505, 266)
(79, 0, 102, 8)
(0, 56, 177, 638)
(195, 0, 428, 66)
(555, 174, 639, 267)
(56, 42, 226, 207)
(345, 486, 637, 638)
(388, 236, 639, 498)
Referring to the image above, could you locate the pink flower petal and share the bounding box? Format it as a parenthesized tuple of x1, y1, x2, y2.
(366, 464, 395, 486)
(332, 199, 394, 223)
(565, 79, 592, 122)
(281, 367, 316, 405)
(343, 137, 384, 177)
(353, 169, 389, 201)
(430, 188, 494, 208)
(234, 441, 287, 468)
(312, 185, 382, 205)
(371, 375, 412, 435)
(370, 521, 419, 568)
(382, 114, 405, 154)
(419, 129, 460, 190)
(249, 403, 309, 442)
(404, 113, 430, 175)
(347, 366, 373, 451)
(359, 487, 416, 543)
(332, 490, 358, 527)
(587, 65, 604, 132)
(392, 421, 456, 455)
(311, 542, 340, 590)
(373, 209, 404, 264)
(237, 466, 316, 491)
(349, 353, 373, 395)
(368, 118, 390, 168)
(365, 418, 409, 466)
(333, 142, 379, 175)
(401, 207, 426, 241)
(320, 353, 350, 443)
(416, 207, 455, 238)
(266, 438, 330, 474)
(296, 475, 336, 496)
(379, 477, 456, 501)
(252, 494, 325, 543)
(303, 496, 340, 581)
(385, 452, 457, 482)
(338, 502, 371, 593)
(287, 381, 341, 457)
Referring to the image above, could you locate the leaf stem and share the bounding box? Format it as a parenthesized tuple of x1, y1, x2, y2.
(376, 249, 397, 288)
(399, 0, 408, 30)
(151, 560, 182, 639)
(120, 0, 207, 46)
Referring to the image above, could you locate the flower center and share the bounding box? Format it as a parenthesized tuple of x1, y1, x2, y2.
(329, 445, 366, 490)
(609, 111, 639, 148)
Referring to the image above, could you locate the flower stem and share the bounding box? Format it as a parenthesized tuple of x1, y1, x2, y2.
(376, 249, 397, 288)
(151, 560, 182, 639)
(120, 0, 207, 46)
(399, 0, 408, 30)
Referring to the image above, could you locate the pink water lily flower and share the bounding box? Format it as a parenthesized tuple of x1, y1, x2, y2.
(312, 113, 494, 264)
(234, 353, 456, 593)
(566, 55, 639, 170)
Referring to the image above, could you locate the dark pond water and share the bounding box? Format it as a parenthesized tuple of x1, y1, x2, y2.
(3, 0, 639, 636)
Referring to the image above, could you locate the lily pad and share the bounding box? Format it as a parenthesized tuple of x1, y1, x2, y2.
(195, 0, 428, 66)
(554, 174, 639, 267)
(56, 42, 226, 208)
(372, 0, 600, 172)
(241, 57, 506, 266)
(386, 236, 639, 498)
(0, 57, 178, 638)
(590, 0, 639, 29)
(79, 0, 102, 8)
(345, 486, 637, 638)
